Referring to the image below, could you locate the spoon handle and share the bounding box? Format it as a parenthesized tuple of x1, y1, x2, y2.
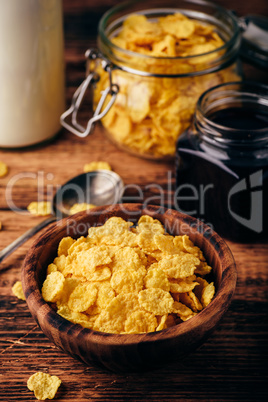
(0, 216, 57, 266)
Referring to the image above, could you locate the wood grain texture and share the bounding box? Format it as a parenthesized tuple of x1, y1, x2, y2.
(0, 0, 268, 400)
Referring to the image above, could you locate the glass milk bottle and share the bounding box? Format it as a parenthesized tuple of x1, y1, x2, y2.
(0, 0, 65, 148)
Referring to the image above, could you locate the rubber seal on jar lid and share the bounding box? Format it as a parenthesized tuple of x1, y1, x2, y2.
(239, 15, 268, 69)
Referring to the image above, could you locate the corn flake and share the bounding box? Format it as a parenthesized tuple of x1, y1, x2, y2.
(83, 161, 112, 172)
(137, 215, 165, 235)
(193, 277, 209, 300)
(94, 293, 140, 333)
(67, 236, 93, 255)
(47, 263, 57, 275)
(27, 372, 61, 401)
(169, 276, 199, 293)
(41, 272, 65, 303)
(127, 82, 150, 123)
(64, 245, 112, 279)
(137, 231, 158, 253)
(68, 283, 98, 312)
(111, 246, 144, 273)
(58, 237, 75, 257)
(195, 261, 212, 276)
(159, 13, 195, 39)
(179, 291, 203, 312)
(69, 203, 96, 215)
(154, 234, 181, 254)
(138, 288, 174, 315)
(173, 301, 195, 321)
(156, 314, 168, 331)
(182, 235, 205, 260)
(0, 161, 8, 177)
(87, 266, 112, 282)
(111, 268, 144, 294)
(57, 304, 94, 328)
(95, 281, 116, 309)
(57, 277, 80, 305)
(53, 255, 67, 274)
(158, 254, 200, 279)
(144, 266, 170, 292)
(27, 201, 52, 216)
(12, 281, 25, 301)
(201, 282, 215, 307)
(125, 310, 157, 333)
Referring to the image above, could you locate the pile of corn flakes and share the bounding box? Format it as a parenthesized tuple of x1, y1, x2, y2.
(42, 215, 215, 334)
(94, 13, 239, 158)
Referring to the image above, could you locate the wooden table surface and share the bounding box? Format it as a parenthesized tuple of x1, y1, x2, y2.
(0, 0, 267, 401)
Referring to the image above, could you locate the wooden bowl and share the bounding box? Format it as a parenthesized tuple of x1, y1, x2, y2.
(22, 204, 236, 372)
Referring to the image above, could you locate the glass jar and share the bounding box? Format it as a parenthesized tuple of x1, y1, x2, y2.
(61, 0, 242, 160)
(175, 81, 268, 241)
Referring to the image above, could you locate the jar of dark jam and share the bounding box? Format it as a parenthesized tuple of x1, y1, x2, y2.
(175, 82, 268, 242)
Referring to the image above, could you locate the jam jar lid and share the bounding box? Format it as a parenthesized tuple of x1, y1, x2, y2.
(239, 15, 268, 69)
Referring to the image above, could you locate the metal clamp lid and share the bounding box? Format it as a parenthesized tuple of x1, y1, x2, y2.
(60, 49, 119, 138)
(239, 15, 268, 69)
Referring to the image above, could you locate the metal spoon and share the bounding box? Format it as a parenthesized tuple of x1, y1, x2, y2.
(0, 170, 124, 265)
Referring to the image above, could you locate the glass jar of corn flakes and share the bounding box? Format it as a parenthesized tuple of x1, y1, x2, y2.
(61, 0, 246, 160)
